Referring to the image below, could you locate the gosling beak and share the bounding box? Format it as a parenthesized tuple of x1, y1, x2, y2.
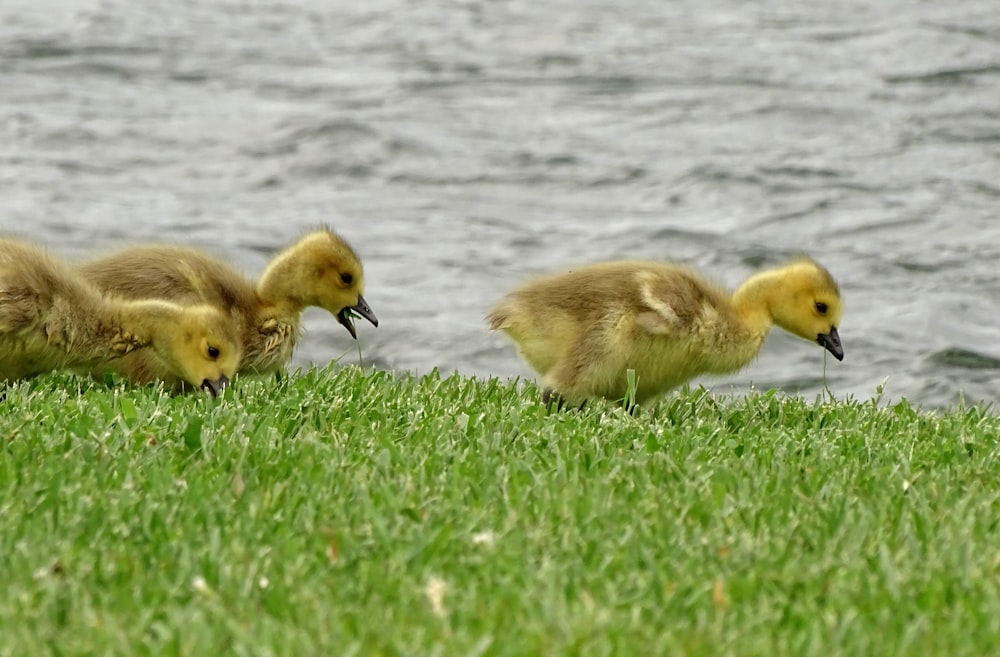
(200, 375, 230, 398)
(336, 294, 379, 339)
(817, 327, 844, 361)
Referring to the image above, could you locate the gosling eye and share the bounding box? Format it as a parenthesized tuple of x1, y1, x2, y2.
(340, 273, 353, 285)
(815, 301, 828, 315)
(207, 346, 220, 360)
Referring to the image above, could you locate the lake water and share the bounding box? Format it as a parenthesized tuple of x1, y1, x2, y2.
(3, 0, 999, 407)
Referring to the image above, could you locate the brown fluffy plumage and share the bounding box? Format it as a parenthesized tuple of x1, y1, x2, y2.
(487, 257, 844, 405)
(0, 239, 241, 394)
(78, 228, 377, 385)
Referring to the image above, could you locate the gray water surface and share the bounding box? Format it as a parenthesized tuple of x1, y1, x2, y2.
(3, 0, 1000, 407)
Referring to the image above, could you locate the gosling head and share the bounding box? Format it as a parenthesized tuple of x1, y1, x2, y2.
(768, 258, 844, 361)
(157, 305, 243, 396)
(265, 229, 379, 339)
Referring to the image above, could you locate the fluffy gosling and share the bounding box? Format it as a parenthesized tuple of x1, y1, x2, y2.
(0, 239, 241, 395)
(487, 257, 844, 406)
(78, 228, 377, 383)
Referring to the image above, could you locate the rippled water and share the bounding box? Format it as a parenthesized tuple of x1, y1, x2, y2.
(2, 0, 999, 407)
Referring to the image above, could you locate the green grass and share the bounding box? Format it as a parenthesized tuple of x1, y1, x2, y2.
(2, 366, 1000, 656)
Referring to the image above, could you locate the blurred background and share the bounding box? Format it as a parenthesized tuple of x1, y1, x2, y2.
(2, 0, 999, 407)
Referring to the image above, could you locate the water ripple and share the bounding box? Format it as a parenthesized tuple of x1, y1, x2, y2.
(929, 349, 1000, 371)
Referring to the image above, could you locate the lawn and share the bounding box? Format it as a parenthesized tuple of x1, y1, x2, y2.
(1, 366, 999, 656)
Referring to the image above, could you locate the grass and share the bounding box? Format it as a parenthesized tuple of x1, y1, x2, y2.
(2, 365, 1000, 656)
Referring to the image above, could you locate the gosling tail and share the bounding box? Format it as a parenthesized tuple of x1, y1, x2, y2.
(486, 305, 512, 331)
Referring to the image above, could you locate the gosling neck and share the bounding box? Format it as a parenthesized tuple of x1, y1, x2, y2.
(256, 247, 308, 316)
(730, 268, 783, 337)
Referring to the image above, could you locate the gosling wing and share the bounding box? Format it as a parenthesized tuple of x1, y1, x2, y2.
(630, 266, 726, 337)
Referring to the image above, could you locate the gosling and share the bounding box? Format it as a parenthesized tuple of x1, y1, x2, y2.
(487, 257, 844, 406)
(78, 228, 378, 384)
(0, 239, 241, 395)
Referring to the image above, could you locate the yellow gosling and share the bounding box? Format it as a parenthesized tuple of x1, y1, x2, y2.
(487, 257, 844, 406)
(0, 239, 241, 395)
(78, 228, 377, 383)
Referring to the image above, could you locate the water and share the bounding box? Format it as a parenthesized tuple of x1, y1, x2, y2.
(2, 0, 999, 408)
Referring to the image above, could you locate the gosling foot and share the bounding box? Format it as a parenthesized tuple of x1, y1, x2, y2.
(542, 388, 587, 412)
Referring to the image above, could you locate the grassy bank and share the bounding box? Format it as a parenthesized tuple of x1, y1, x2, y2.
(1, 366, 999, 656)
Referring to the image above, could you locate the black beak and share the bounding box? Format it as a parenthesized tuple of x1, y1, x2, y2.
(817, 327, 844, 361)
(201, 375, 230, 398)
(336, 294, 379, 339)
